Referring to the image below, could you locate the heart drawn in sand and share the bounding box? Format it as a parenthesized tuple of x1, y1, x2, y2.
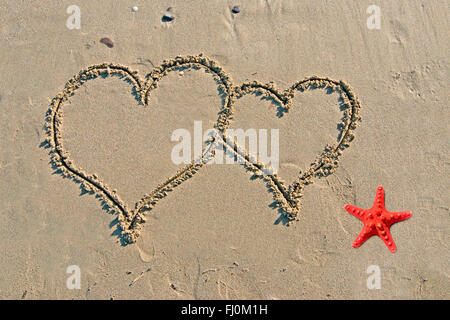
(45, 54, 361, 244)
(218, 78, 362, 223)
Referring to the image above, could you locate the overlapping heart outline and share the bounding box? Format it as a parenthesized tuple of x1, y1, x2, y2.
(44, 54, 361, 244)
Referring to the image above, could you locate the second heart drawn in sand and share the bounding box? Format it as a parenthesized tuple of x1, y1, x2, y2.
(44, 54, 361, 244)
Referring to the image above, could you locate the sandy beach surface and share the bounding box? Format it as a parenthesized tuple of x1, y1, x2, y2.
(0, 0, 448, 299)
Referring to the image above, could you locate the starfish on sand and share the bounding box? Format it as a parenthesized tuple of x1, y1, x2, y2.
(345, 185, 412, 253)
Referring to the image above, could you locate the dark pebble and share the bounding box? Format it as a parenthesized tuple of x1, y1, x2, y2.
(232, 5, 241, 14)
(162, 13, 174, 22)
(100, 37, 114, 48)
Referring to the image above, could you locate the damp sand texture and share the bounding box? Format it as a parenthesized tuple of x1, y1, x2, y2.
(0, 0, 448, 299)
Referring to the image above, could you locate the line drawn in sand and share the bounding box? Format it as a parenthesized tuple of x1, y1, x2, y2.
(43, 54, 362, 245)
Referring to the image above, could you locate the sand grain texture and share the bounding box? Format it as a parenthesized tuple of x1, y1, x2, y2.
(0, 0, 448, 299)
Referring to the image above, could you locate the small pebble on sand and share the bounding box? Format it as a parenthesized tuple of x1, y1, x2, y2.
(100, 37, 114, 48)
(232, 5, 241, 14)
(162, 13, 175, 22)
(132, 6, 138, 12)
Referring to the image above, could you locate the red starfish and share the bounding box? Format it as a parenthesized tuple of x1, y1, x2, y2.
(344, 185, 412, 253)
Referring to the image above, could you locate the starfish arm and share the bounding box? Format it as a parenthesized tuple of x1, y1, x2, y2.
(352, 225, 375, 248)
(388, 211, 413, 225)
(344, 204, 364, 220)
(373, 185, 385, 208)
(378, 228, 397, 253)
